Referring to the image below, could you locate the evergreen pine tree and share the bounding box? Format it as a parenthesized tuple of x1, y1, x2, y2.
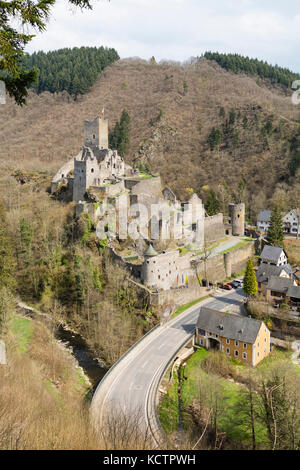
(266, 205, 284, 246)
(109, 110, 131, 156)
(205, 189, 220, 216)
(208, 127, 222, 151)
(243, 258, 258, 297)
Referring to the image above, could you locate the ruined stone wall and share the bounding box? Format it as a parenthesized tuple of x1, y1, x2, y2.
(51, 158, 74, 192)
(126, 176, 162, 197)
(195, 241, 255, 282)
(204, 213, 225, 243)
(150, 284, 208, 306)
(73, 160, 87, 201)
(84, 116, 108, 149)
(90, 180, 125, 198)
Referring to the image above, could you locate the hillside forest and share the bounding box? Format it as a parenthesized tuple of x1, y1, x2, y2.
(1, 49, 300, 450)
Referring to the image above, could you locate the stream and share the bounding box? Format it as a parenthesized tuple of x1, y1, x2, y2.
(56, 325, 108, 390)
(17, 301, 108, 390)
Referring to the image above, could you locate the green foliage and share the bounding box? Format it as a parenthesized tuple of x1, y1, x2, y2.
(11, 315, 33, 354)
(289, 130, 300, 177)
(264, 119, 274, 136)
(243, 258, 258, 297)
(205, 189, 221, 216)
(266, 205, 284, 247)
(92, 266, 103, 292)
(98, 237, 108, 254)
(204, 51, 300, 88)
(229, 108, 236, 126)
(183, 80, 188, 95)
(219, 106, 225, 119)
(0, 0, 94, 105)
(23, 46, 119, 98)
(109, 109, 131, 156)
(81, 214, 95, 245)
(157, 108, 164, 121)
(208, 127, 222, 151)
(0, 208, 15, 291)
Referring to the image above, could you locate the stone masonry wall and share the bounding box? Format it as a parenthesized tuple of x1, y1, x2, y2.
(204, 213, 225, 243)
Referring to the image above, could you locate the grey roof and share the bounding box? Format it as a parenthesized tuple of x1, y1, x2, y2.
(260, 245, 286, 263)
(256, 263, 293, 283)
(256, 264, 285, 283)
(258, 210, 272, 223)
(266, 276, 294, 293)
(196, 307, 262, 344)
(287, 285, 300, 300)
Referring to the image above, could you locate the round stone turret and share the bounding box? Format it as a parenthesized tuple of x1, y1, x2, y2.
(228, 203, 245, 236)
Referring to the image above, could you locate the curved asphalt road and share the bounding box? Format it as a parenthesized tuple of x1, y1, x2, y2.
(91, 288, 245, 444)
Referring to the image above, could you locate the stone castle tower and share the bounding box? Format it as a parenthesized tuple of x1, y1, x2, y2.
(228, 203, 245, 236)
(84, 111, 108, 150)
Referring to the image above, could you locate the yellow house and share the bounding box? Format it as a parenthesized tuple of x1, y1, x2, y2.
(195, 307, 270, 366)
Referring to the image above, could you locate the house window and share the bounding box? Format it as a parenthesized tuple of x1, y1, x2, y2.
(226, 338, 230, 345)
(93, 134, 95, 139)
(235, 340, 239, 346)
(257, 352, 260, 358)
(242, 352, 247, 359)
(226, 348, 230, 354)
(216, 334, 218, 338)
(234, 350, 239, 357)
(243, 343, 247, 349)
(200, 339, 204, 346)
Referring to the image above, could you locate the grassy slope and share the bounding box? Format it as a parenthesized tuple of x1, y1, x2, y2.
(159, 346, 300, 448)
(0, 312, 96, 449)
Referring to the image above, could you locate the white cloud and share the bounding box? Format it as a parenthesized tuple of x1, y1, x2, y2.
(26, 0, 300, 72)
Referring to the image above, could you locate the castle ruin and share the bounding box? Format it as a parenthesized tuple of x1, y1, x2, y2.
(52, 111, 247, 293)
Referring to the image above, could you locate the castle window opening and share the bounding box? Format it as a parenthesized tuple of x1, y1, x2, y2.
(91, 168, 94, 173)
(93, 134, 95, 139)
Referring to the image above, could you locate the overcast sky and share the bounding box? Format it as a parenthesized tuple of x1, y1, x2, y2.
(26, 0, 300, 72)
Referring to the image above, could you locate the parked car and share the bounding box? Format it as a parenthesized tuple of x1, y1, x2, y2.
(221, 283, 233, 290)
(230, 280, 240, 289)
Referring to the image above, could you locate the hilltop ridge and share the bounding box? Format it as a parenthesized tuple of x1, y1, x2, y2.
(1, 58, 300, 216)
